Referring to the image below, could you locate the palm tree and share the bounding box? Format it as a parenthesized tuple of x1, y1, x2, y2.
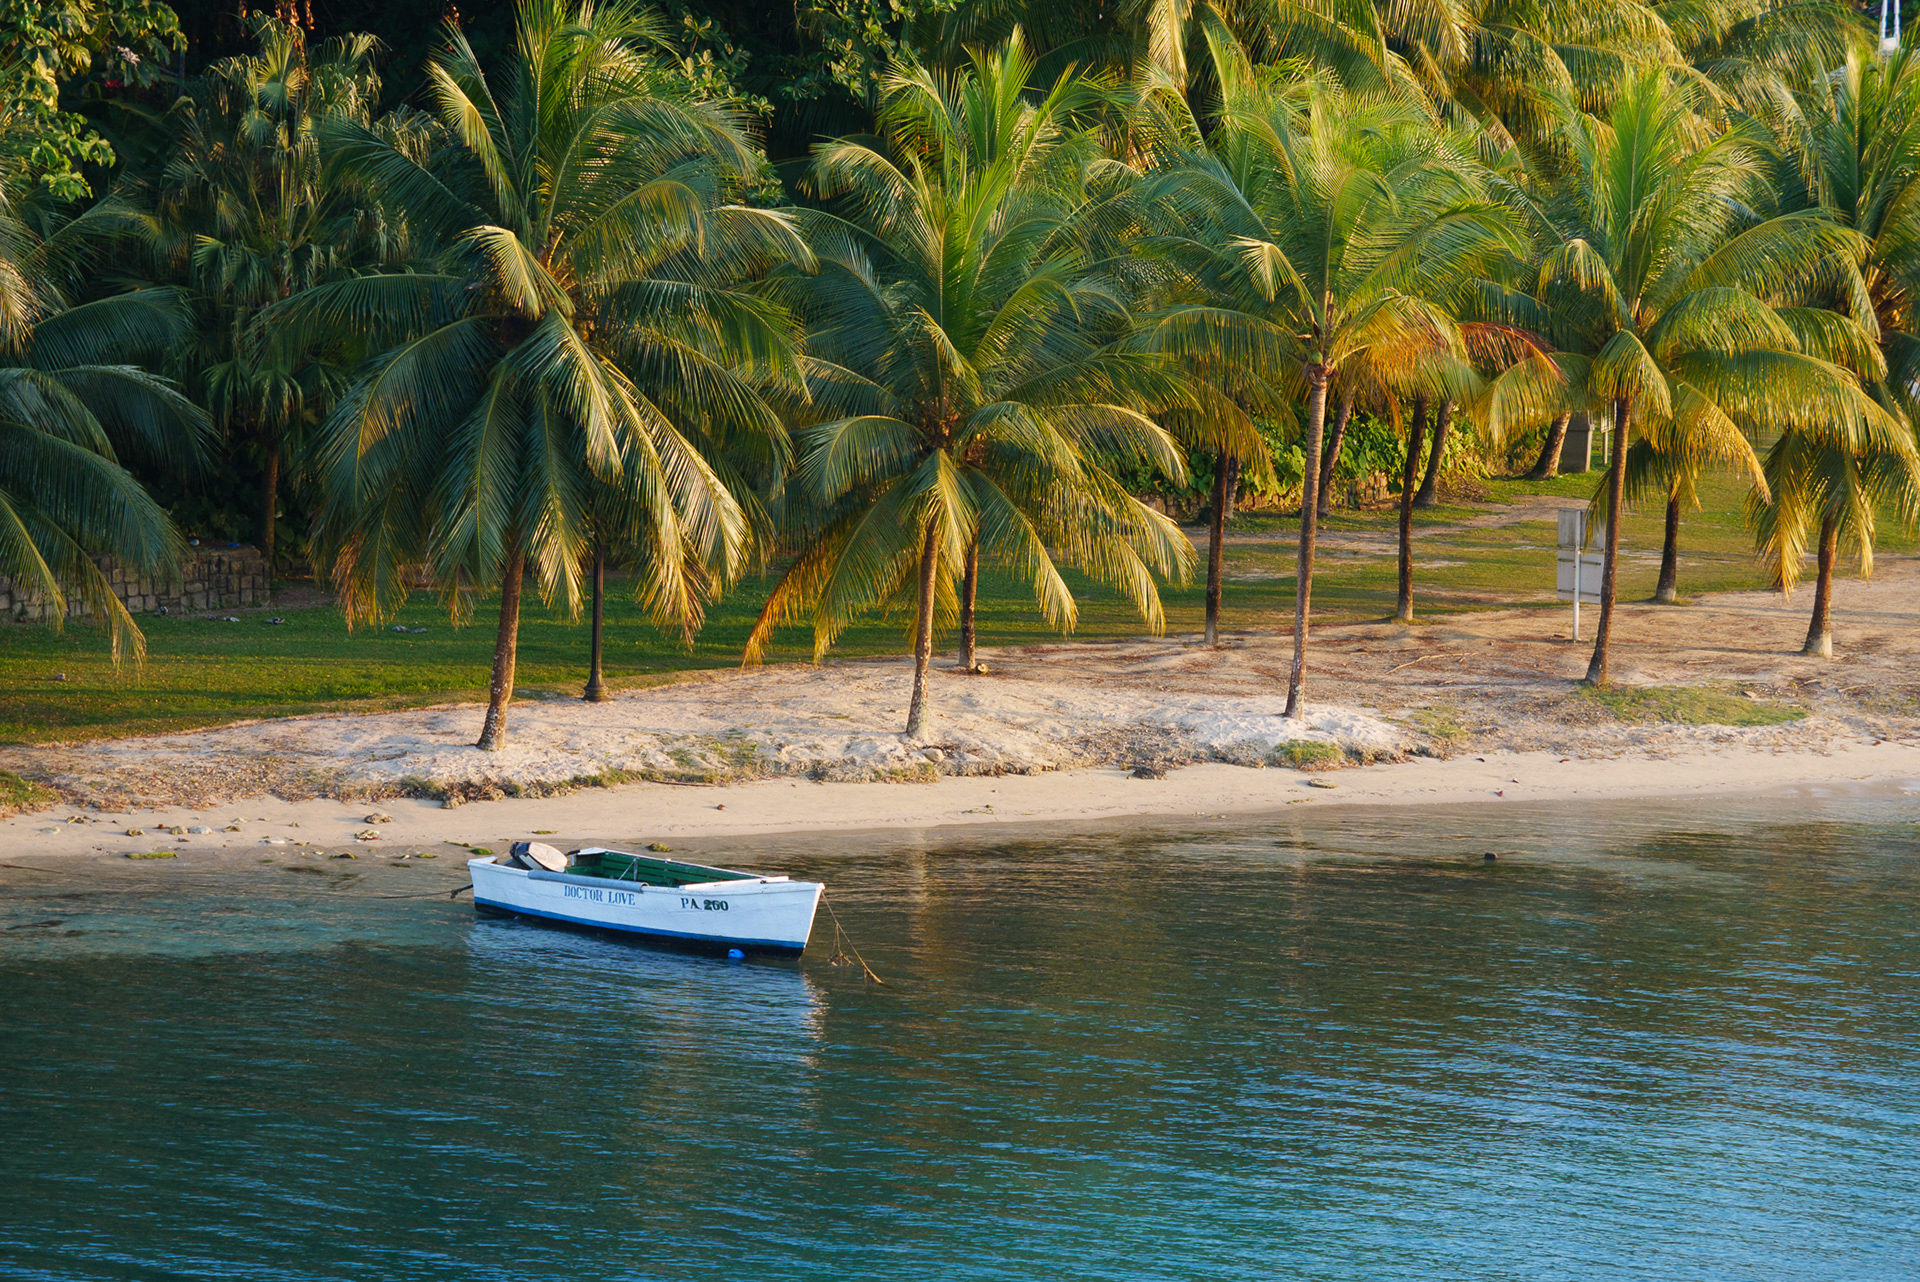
(1490, 71, 1893, 684)
(1389, 348, 1483, 620)
(1136, 35, 1523, 715)
(1113, 0, 1402, 104)
(150, 15, 408, 571)
(1524, 411, 1574, 477)
(1622, 406, 1765, 603)
(747, 35, 1195, 737)
(1394, 395, 1432, 619)
(1668, 0, 1863, 128)
(1103, 69, 1277, 651)
(1750, 417, 1920, 656)
(289, 0, 806, 750)
(1744, 44, 1920, 655)
(0, 179, 209, 661)
(1788, 45, 1920, 422)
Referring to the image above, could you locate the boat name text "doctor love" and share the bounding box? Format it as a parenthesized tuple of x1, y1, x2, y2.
(561, 884, 730, 911)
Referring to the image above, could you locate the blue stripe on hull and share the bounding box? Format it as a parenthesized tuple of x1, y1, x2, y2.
(473, 897, 809, 956)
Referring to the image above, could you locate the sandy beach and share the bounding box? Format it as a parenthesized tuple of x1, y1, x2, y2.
(5, 555, 1919, 858)
(7, 739, 1920, 863)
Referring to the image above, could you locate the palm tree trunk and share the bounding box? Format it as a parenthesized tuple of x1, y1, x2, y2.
(258, 445, 280, 569)
(960, 538, 979, 672)
(904, 523, 940, 738)
(1223, 456, 1241, 523)
(1315, 396, 1353, 520)
(475, 550, 527, 751)
(1526, 412, 1572, 480)
(1396, 397, 1428, 624)
(1584, 398, 1630, 686)
(584, 539, 610, 702)
(1205, 451, 1231, 646)
(1654, 489, 1681, 605)
(1286, 366, 1330, 718)
(1414, 399, 1453, 507)
(1804, 512, 1838, 657)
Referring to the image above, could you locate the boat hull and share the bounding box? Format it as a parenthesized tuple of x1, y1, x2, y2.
(466, 858, 823, 957)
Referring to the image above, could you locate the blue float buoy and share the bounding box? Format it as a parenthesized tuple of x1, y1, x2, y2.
(727, 948, 745, 961)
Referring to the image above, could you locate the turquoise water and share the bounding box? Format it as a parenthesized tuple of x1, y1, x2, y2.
(2, 795, 1917, 1279)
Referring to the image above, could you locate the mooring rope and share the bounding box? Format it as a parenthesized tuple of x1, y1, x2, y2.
(819, 891, 884, 984)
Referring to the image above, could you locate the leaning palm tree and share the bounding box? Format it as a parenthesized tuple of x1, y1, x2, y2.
(0, 176, 209, 662)
(747, 35, 1196, 738)
(289, 0, 806, 750)
(1135, 31, 1524, 715)
(1487, 71, 1895, 684)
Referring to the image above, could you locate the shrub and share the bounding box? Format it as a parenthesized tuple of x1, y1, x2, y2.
(1578, 684, 1806, 727)
(1275, 739, 1345, 770)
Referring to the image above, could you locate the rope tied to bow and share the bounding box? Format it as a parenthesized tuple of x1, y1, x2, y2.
(819, 891, 883, 984)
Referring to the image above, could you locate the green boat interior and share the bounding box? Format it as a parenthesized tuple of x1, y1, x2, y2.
(565, 848, 757, 888)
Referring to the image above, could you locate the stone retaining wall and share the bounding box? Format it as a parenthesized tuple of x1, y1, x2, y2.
(1, 545, 270, 622)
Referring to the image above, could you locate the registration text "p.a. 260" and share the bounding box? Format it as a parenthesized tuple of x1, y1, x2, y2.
(681, 896, 730, 912)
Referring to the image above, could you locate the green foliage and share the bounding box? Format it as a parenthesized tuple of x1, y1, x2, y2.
(1251, 418, 1305, 504)
(788, 0, 959, 102)
(144, 16, 418, 568)
(659, 7, 772, 116)
(0, 188, 210, 663)
(0, 0, 183, 196)
(0, 767, 53, 811)
(1274, 739, 1343, 770)
(291, 0, 805, 746)
(1577, 684, 1807, 727)
(749, 34, 1197, 721)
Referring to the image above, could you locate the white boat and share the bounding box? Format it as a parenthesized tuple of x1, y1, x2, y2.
(467, 843, 824, 957)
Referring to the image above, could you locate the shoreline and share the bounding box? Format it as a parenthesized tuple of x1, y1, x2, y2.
(8, 738, 1918, 861)
(7, 559, 1920, 857)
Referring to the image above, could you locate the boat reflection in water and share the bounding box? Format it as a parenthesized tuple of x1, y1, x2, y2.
(464, 899, 830, 1051)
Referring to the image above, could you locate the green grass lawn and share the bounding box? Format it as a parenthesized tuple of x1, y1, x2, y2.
(0, 567, 1251, 745)
(3, 464, 1910, 744)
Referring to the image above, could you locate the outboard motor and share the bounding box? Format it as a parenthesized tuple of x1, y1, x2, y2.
(509, 840, 569, 872)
